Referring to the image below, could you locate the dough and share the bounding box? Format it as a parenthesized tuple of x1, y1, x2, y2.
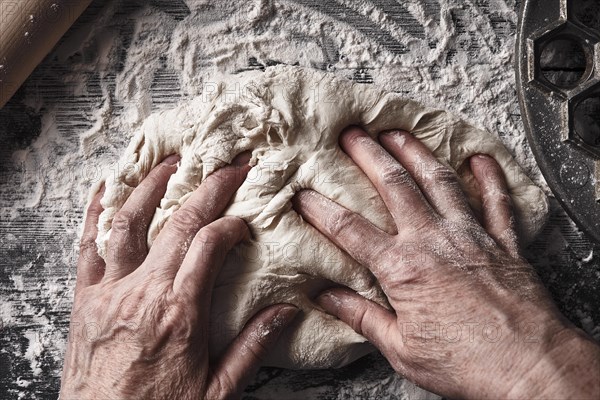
(97, 65, 548, 368)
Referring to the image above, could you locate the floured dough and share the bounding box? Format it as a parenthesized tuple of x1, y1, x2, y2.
(97, 65, 548, 369)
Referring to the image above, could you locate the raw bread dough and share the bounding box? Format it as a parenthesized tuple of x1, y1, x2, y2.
(97, 65, 548, 369)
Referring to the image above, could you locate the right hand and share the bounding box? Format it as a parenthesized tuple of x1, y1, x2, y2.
(293, 127, 600, 399)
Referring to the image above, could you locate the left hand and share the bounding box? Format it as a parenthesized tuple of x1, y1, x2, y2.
(60, 153, 298, 400)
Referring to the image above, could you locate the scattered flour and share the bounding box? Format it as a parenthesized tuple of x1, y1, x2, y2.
(1, 0, 598, 398)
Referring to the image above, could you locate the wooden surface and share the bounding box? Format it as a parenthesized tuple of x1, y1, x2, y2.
(1, 1, 599, 399)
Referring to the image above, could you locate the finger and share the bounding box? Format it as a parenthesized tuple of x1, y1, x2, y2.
(207, 304, 299, 400)
(470, 154, 520, 257)
(147, 152, 251, 278)
(315, 288, 399, 362)
(292, 189, 394, 281)
(339, 127, 435, 230)
(76, 185, 106, 290)
(379, 130, 475, 222)
(173, 216, 250, 309)
(105, 155, 179, 280)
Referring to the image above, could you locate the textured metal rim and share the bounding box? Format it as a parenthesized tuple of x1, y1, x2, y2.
(516, 0, 600, 243)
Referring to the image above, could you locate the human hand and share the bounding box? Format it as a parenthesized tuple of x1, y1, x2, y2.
(293, 127, 600, 399)
(61, 154, 298, 400)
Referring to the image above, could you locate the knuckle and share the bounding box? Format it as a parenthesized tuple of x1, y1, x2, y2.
(169, 206, 202, 231)
(241, 337, 268, 363)
(195, 227, 223, 246)
(380, 164, 412, 187)
(325, 208, 357, 237)
(210, 372, 237, 400)
(497, 192, 513, 208)
(367, 239, 399, 273)
(79, 234, 97, 250)
(497, 228, 520, 251)
(350, 306, 368, 335)
(87, 201, 103, 218)
(401, 211, 435, 233)
(192, 227, 225, 255)
(78, 237, 101, 264)
(111, 210, 137, 233)
(429, 165, 458, 186)
(483, 190, 513, 210)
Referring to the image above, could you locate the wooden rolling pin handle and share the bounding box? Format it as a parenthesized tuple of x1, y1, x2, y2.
(0, 0, 92, 108)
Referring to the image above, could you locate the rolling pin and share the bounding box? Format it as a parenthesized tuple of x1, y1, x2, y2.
(0, 0, 92, 108)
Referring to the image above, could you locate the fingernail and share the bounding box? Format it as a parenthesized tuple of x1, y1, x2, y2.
(379, 129, 402, 137)
(232, 151, 252, 166)
(340, 126, 368, 141)
(276, 305, 300, 326)
(315, 291, 341, 313)
(162, 154, 180, 165)
(291, 190, 315, 213)
(379, 130, 409, 142)
(280, 304, 300, 317)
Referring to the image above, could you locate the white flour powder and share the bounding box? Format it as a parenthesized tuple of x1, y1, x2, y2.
(1, 0, 598, 399)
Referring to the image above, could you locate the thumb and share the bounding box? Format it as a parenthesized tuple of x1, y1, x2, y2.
(315, 288, 398, 358)
(207, 304, 299, 400)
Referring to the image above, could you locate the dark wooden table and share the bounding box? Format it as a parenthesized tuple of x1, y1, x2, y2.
(1, 1, 598, 399)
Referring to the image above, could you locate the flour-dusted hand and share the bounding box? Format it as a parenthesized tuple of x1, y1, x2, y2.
(293, 127, 600, 400)
(61, 154, 298, 400)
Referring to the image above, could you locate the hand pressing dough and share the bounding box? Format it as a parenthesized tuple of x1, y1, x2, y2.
(96, 65, 548, 369)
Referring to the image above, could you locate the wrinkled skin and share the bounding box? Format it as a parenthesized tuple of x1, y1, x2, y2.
(61, 125, 600, 400)
(293, 127, 600, 400)
(61, 154, 298, 400)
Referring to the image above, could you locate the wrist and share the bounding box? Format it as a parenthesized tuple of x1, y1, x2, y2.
(506, 326, 600, 399)
(458, 304, 595, 400)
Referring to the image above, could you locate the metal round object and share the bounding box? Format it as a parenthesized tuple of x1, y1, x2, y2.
(539, 36, 588, 88)
(516, 0, 600, 242)
(573, 95, 600, 146)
